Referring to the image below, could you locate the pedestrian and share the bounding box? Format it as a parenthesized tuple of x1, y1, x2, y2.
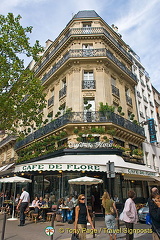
(148, 188, 160, 240)
(16, 187, 30, 226)
(148, 187, 159, 212)
(123, 190, 138, 240)
(66, 196, 74, 223)
(102, 191, 118, 240)
(74, 194, 94, 240)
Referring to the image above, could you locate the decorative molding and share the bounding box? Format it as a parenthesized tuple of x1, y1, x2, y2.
(96, 66, 104, 72)
(104, 66, 110, 74)
(117, 78, 123, 85)
(113, 98, 119, 105)
(54, 79, 60, 86)
(82, 92, 95, 97)
(127, 106, 133, 111)
(73, 67, 81, 72)
(60, 98, 66, 105)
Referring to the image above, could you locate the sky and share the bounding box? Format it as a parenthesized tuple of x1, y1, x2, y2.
(1, 0, 160, 92)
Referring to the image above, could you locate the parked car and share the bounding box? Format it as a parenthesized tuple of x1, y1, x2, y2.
(138, 204, 149, 222)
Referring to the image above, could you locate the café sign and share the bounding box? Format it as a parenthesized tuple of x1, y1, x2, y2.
(128, 168, 156, 176)
(15, 163, 106, 172)
(68, 141, 113, 149)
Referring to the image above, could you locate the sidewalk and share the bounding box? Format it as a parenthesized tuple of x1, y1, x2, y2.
(0, 213, 152, 240)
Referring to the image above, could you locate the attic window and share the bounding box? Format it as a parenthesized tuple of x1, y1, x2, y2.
(82, 22, 92, 28)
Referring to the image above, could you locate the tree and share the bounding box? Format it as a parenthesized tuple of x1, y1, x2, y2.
(0, 13, 46, 135)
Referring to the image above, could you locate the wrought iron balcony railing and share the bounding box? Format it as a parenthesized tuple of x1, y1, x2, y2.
(82, 80, 96, 89)
(41, 48, 137, 84)
(15, 111, 145, 150)
(126, 95, 132, 105)
(35, 27, 132, 74)
(48, 96, 54, 107)
(59, 85, 67, 99)
(111, 85, 120, 97)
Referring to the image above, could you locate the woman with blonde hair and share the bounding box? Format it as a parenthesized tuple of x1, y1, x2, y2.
(102, 191, 118, 240)
(74, 194, 94, 240)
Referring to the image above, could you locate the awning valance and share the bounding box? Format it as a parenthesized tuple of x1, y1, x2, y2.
(123, 174, 160, 182)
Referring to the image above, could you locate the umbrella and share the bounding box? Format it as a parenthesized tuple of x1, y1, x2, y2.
(0, 176, 32, 220)
(68, 176, 103, 204)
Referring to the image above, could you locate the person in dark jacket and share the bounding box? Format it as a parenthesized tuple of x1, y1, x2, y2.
(148, 187, 160, 240)
(74, 194, 94, 240)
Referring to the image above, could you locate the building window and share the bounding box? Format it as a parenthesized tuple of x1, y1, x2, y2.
(125, 87, 132, 105)
(48, 89, 54, 107)
(59, 78, 67, 99)
(82, 44, 93, 57)
(82, 22, 92, 34)
(111, 76, 119, 97)
(82, 70, 95, 89)
(83, 98, 95, 122)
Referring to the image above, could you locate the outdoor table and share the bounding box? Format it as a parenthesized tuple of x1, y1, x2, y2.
(40, 206, 50, 221)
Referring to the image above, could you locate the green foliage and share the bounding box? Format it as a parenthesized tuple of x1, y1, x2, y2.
(130, 114, 135, 121)
(76, 137, 82, 142)
(99, 102, 115, 114)
(74, 129, 79, 134)
(117, 106, 122, 113)
(106, 129, 116, 136)
(0, 13, 46, 134)
(132, 148, 143, 156)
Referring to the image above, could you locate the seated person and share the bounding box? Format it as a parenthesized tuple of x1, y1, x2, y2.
(60, 198, 67, 223)
(41, 198, 52, 221)
(15, 194, 20, 205)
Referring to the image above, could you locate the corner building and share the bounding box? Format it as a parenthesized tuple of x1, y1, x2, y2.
(2, 11, 159, 208)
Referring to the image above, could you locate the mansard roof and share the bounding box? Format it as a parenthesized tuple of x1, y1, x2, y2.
(72, 10, 100, 19)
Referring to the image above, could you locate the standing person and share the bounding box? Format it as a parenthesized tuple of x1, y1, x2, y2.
(102, 191, 118, 240)
(148, 187, 159, 212)
(16, 187, 30, 226)
(123, 190, 138, 240)
(74, 194, 94, 240)
(66, 196, 74, 223)
(148, 188, 160, 240)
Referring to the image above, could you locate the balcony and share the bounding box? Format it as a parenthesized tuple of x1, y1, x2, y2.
(35, 27, 132, 74)
(15, 111, 145, 149)
(59, 85, 67, 99)
(112, 85, 120, 97)
(41, 48, 137, 84)
(82, 80, 96, 89)
(126, 95, 132, 105)
(48, 96, 54, 107)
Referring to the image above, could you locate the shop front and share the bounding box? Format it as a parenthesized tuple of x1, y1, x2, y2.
(13, 152, 158, 206)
